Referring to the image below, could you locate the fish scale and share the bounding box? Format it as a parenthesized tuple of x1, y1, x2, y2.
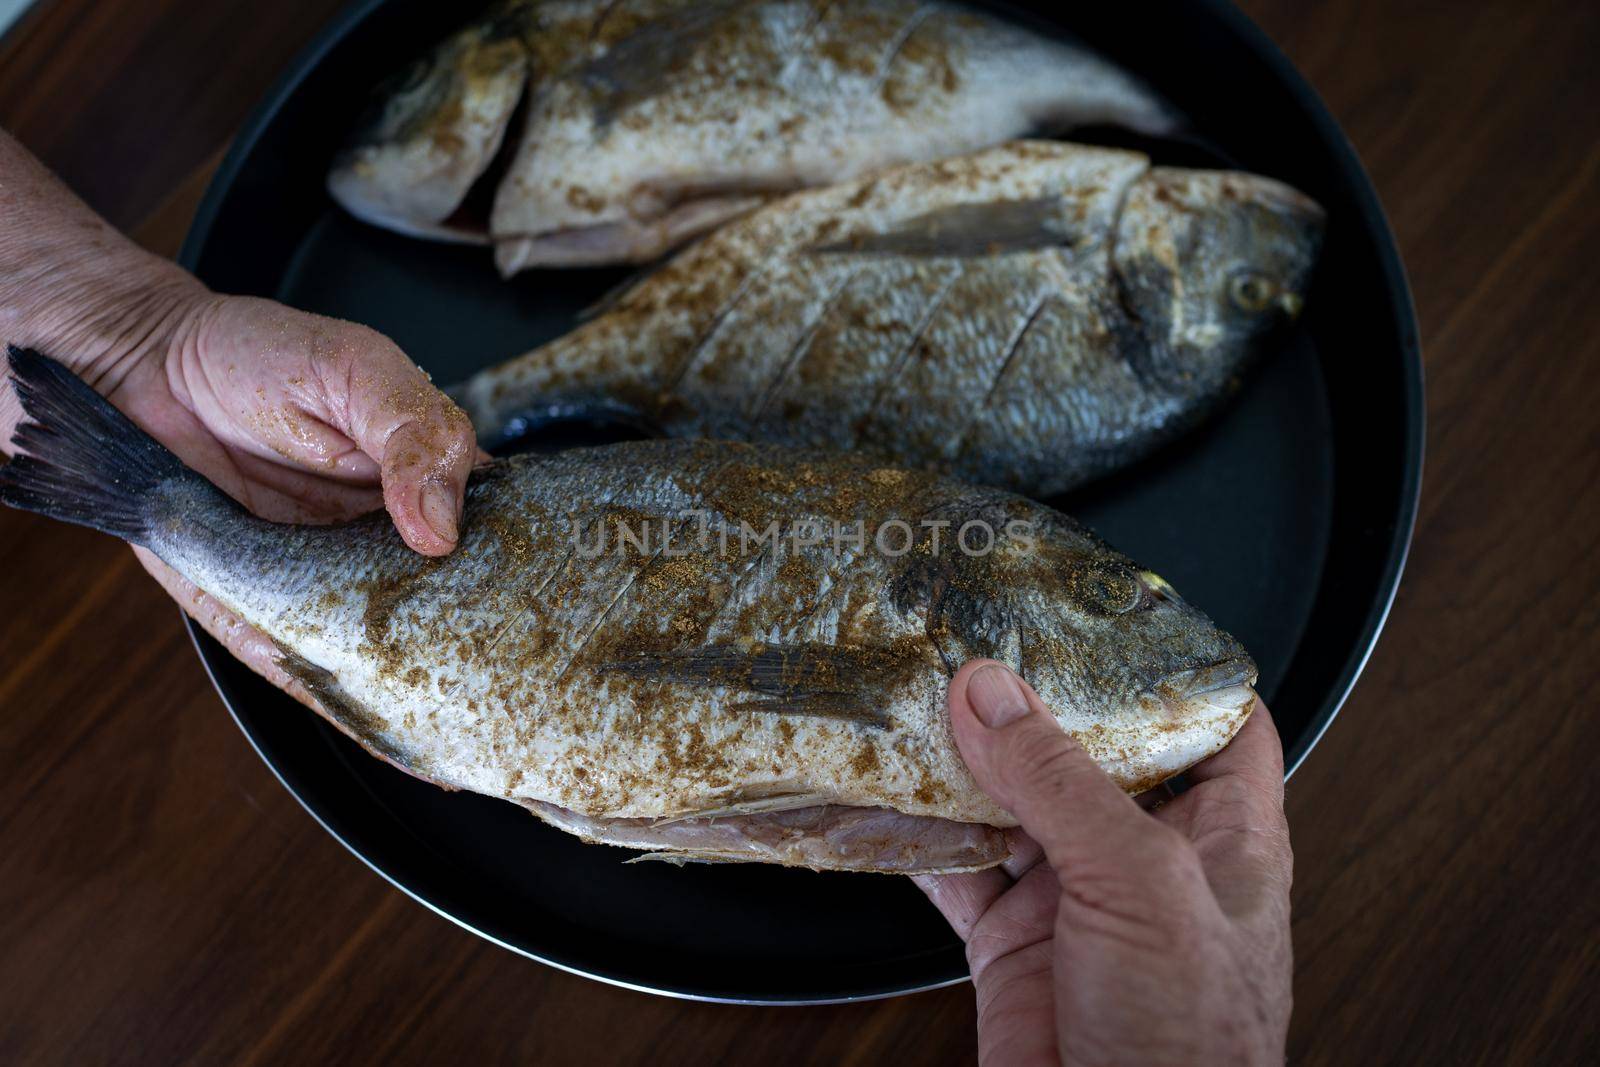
(677, 260, 848, 422)
(756, 257, 958, 443)
(868, 258, 1043, 459)
(750, 263, 865, 420)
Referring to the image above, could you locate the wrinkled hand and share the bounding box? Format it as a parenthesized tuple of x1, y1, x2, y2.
(0, 128, 480, 699)
(916, 661, 1293, 1066)
(134, 293, 480, 694)
(110, 293, 478, 543)
(41, 289, 478, 696)
(122, 293, 480, 692)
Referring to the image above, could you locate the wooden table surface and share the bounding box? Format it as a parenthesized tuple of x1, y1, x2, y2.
(1, 1, 1596, 1063)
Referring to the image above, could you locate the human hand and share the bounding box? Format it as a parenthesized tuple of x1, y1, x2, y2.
(916, 661, 1293, 1066)
(1, 130, 478, 697)
(20, 289, 480, 697)
(124, 294, 483, 695)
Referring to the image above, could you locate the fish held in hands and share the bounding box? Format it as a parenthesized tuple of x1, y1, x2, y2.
(454, 140, 1324, 498)
(0, 348, 1257, 873)
(327, 0, 1179, 269)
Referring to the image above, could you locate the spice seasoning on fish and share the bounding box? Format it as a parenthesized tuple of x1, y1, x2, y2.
(328, 0, 1179, 270)
(3, 349, 1260, 872)
(454, 141, 1322, 498)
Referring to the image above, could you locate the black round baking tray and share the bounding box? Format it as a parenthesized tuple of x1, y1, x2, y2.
(178, 0, 1423, 1003)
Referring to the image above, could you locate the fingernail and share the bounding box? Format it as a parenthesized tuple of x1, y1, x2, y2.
(419, 482, 458, 545)
(966, 664, 1031, 728)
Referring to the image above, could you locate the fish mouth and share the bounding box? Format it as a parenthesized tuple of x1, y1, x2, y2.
(1160, 656, 1259, 700)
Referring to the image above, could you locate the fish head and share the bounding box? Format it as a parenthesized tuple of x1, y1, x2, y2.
(900, 503, 1258, 790)
(1113, 167, 1324, 393)
(327, 8, 532, 239)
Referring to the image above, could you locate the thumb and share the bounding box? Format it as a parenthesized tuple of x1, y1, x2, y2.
(948, 660, 1145, 873)
(327, 326, 478, 556)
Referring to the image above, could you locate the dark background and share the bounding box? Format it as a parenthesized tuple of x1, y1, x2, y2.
(0, 0, 1596, 1062)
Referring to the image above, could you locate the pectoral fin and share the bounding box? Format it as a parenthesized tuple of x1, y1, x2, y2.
(599, 641, 916, 728)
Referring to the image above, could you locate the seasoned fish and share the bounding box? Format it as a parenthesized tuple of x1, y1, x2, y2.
(327, 0, 590, 245)
(327, 0, 1178, 270)
(1, 348, 1257, 873)
(454, 141, 1324, 498)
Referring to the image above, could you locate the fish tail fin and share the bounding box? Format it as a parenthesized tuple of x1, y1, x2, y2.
(0, 345, 209, 545)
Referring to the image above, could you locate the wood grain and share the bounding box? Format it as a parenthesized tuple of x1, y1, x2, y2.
(1, 1, 1597, 1063)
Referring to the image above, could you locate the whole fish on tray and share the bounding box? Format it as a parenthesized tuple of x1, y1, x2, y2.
(0, 348, 1257, 873)
(454, 141, 1324, 498)
(327, 0, 1178, 271)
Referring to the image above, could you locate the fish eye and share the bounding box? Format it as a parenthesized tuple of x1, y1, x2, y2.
(1228, 270, 1277, 313)
(1079, 564, 1143, 616)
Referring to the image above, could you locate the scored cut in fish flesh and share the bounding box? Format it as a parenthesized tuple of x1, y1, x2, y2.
(0, 348, 1258, 874)
(327, 0, 1180, 270)
(453, 141, 1324, 499)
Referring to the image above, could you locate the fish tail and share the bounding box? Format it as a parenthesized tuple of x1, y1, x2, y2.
(0, 346, 214, 544)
